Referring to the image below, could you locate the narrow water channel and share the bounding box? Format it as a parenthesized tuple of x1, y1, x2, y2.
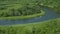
(0, 6, 60, 25)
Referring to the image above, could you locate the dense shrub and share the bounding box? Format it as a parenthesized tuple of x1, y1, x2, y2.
(0, 3, 42, 17)
(0, 0, 60, 17)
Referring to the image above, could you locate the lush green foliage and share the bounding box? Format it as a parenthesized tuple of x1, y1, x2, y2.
(0, 0, 60, 17)
(0, 0, 43, 17)
(0, 18, 60, 34)
(0, 4, 42, 17)
(35, 0, 60, 13)
(0, 0, 60, 34)
(0, 11, 44, 20)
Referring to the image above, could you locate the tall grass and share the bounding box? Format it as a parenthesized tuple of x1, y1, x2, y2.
(0, 18, 60, 34)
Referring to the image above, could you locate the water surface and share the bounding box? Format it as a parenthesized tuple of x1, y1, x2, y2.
(0, 6, 60, 25)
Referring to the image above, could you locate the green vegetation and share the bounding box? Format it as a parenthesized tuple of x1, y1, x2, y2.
(0, 11, 44, 20)
(0, 4, 43, 17)
(0, 18, 60, 34)
(0, 0, 60, 19)
(34, 0, 60, 13)
(0, 0, 46, 19)
(0, 0, 60, 34)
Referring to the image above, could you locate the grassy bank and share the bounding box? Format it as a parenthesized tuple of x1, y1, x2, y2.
(35, 0, 60, 13)
(0, 0, 60, 20)
(0, 0, 46, 20)
(0, 10, 45, 20)
(0, 18, 60, 34)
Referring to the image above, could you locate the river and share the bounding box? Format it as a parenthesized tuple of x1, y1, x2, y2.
(0, 6, 60, 25)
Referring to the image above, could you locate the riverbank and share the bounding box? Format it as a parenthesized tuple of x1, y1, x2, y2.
(0, 18, 60, 34)
(0, 5, 60, 25)
(0, 10, 45, 20)
(36, 0, 60, 13)
(40, 5, 60, 14)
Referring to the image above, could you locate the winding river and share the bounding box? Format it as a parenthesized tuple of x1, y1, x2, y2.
(0, 6, 60, 25)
